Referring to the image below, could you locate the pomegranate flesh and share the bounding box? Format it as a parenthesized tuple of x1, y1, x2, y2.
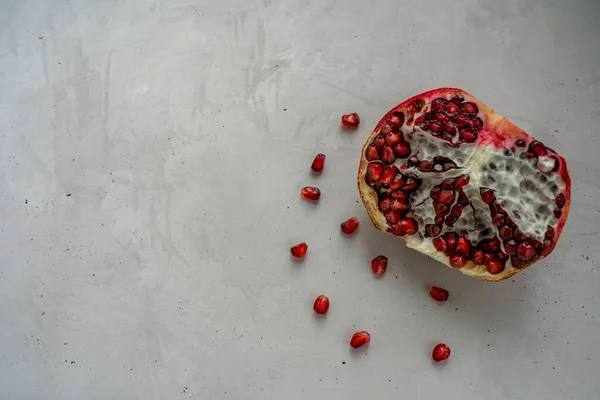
(358, 88, 571, 281)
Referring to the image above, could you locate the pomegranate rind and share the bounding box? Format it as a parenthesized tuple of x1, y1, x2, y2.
(357, 88, 571, 282)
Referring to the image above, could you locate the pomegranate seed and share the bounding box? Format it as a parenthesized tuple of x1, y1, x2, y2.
(459, 129, 477, 142)
(371, 255, 388, 276)
(341, 217, 360, 235)
(389, 174, 404, 190)
(553, 208, 562, 218)
(545, 226, 555, 239)
(432, 343, 451, 362)
(390, 190, 408, 200)
(385, 211, 401, 225)
(540, 239, 553, 256)
(511, 257, 527, 268)
(429, 122, 442, 133)
(504, 239, 517, 255)
(398, 218, 418, 235)
(482, 252, 494, 265)
(438, 190, 455, 205)
(451, 94, 464, 103)
(385, 131, 403, 146)
(429, 286, 449, 302)
(451, 204, 463, 217)
(390, 225, 406, 236)
(388, 111, 405, 128)
(301, 186, 321, 201)
(393, 142, 411, 158)
(514, 229, 527, 242)
(555, 194, 565, 209)
(419, 160, 434, 172)
(472, 250, 484, 265)
(367, 162, 384, 183)
(290, 242, 308, 258)
(390, 198, 410, 212)
(449, 255, 466, 268)
(442, 123, 457, 135)
(461, 102, 478, 115)
(456, 236, 470, 256)
(480, 189, 496, 204)
(425, 224, 441, 238)
(350, 331, 371, 349)
(433, 237, 447, 252)
(515, 139, 526, 147)
(434, 215, 444, 226)
(444, 103, 459, 115)
(373, 134, 385, 148)
(445, 232, 457, 248)
(492, 213, 506, 227)
(441, 178, 455, 190)
(486, 260, 505, 274)
(341, 113, 360, 128)
(431, 98, 447, 111)
(379, 198, 392, 212)
(529, 140, 545, 156)
(445, 214, 457, 226)
(499, 225, 514, 240)
(313, 295, 330, 315)
(517, 242, 535, 261)
(471, 117, 483, 130)
(497, 251, 509, 262)
(365, 144, 380, 161)
(454, 175, 470, 190)
(452, 113, 471, 128)
(401, 177, 421, 192)
(457, 191, 469, 204)
(380, 165, 397, 186)
(311, 153, 326, 172)
(380, 145, 396, 164)
(434, 112, 450, 124)
(434, 202, 450, 216)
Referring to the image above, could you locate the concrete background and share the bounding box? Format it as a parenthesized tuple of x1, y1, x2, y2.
(1, 0, 599, 398)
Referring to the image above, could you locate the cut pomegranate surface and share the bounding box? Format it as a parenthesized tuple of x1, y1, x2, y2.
(358, 88, 571, 281)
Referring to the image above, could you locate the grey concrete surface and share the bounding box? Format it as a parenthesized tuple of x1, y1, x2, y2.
(1, 0, 600, 399)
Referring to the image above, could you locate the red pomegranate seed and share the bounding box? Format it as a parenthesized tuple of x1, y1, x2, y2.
(311, 153, 326, 172)
(341, 113, 360, 128)
(432, 343, 451, 362)
(540, 240, 553, 256)
(449, 255, 466, 268)
(425, 224, 441, 238)
(504, 240, 517, 255)
(456, 236, 470, 256)
(444, 103, 459, 115)
(441, 178, 455, 189)
(385, 131, 403, 146)
(390, 225, 406, 236)
(388, 111, 405, 128)
(486, 260, 505, 274)
(390, 198, 410, 212)
(301, 186, 321, 201)
(419, 160, 434, 172)
(499, 225, 514, 240)
(313, 295, 330, 315)
(517, 242, 535, 261)
(373, 134, 385, 148)
(429, 286, 449, 302)
(545, 226, 555, 239)
(433, 202, 450, 216)
(451, 94, 464, 103)
(365, 144, 379, 161)
(367, 162, 384, 183)
(380, 145, 396, 164)
(461, 102, 478, 115)
(350, 331, 371, 349)
(379, 198, 392, 212)
(385, 211, 401, 225)
(472, 250, 484, 265)
(371, 255, 388, 276)
(398, 218, 418, 235)
(553, 208, 562, 218)
(401, 177, 421, 192)
(492, 213, 506, 227)
(480, 189, 496, 204)
(380, 166, 397, 186)
(452, 113, 470, 128)
(515, 139, 526, 147)
(431, 98, 447, 111)
(445, 232, 457, 248)
(438, 190, 455, 205)
(459, 129, 477, 142)
(433, 237, 447, 252)
(454, 175, 470, 190)
(341, 217, 360, 235)
(451, 204, 463, 217)
(555, 193, 565, 209)
(393, 142, 411, 158)
(457, 191, 469, 204)
(290, 242, 308, 258)
(529, 140, 545, 156)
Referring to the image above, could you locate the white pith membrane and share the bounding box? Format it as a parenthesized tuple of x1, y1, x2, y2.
(358, 99, 567, 280)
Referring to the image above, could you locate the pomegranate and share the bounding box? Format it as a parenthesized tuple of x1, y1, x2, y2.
(341, 113, 360, 128)
(290, 242, 308, 259)
(311, 153, 326, 172)
(301, 186, 321, 201)
(340, 217, 360, 235)
(429, 286, 449, 302)
(358, 88, 571, 281)
(371, 255, 388, 276)
(313, 295, 330, 315)
(432, 343, 451, 362)
(350, 331, 370, 349)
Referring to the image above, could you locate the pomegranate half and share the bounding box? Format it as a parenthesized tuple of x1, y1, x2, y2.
(357, 88, 571, 281)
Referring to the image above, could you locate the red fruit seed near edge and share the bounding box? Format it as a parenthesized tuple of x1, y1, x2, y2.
(311, 154, 326, 172)
(429, 286, 449, 302)
(313, 295, 330, 315)
(341, 113, 360, 128)
(301, 186, 321, 201)
(290, 242, 308, 258)
(341, 217, 360, 235)
(350, 331, 370, 349)
(432, 343, 451, 362)
(371, 255, 388, 276)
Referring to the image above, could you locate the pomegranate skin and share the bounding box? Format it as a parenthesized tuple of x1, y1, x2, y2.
(357, 88, 571, 282)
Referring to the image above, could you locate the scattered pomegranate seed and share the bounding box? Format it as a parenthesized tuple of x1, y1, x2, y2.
(313, 295, 330, 315)
(429, 286, 449, 302)
(350, 331, 370, 349)
(432, 343, 451, 362)
(371, 255, 388, 276)
(311, 153, 326, 172)
(340, 217, 360, 235)
(290, 242, 308, 259)
(301, 186, 321, 201)
(449, 255, 466, 268)
(341, 113, 360, 128)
